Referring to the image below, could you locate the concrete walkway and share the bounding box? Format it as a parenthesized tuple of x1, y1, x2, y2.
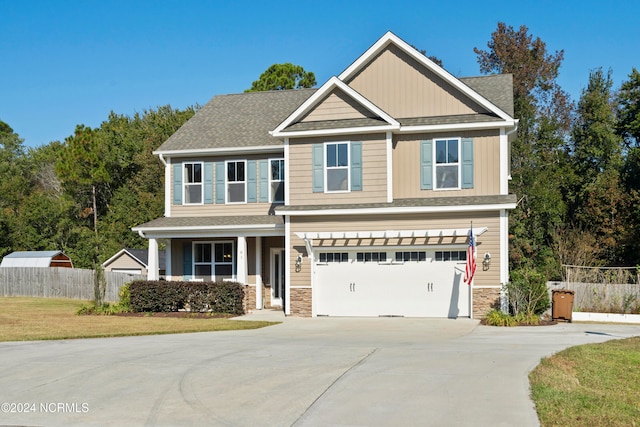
(0, 314, 638, 427)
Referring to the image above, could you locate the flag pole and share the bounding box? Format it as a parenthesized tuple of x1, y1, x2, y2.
(469, 222, 473, 319)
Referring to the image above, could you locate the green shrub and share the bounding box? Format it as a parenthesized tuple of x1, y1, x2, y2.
(129, 280, 245, 315)
(506, 267, 550, 318)
(484, 309, 517, 327)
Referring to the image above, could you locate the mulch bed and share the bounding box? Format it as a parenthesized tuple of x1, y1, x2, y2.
(114, 312, 236, 319)
(479, 318, 559, 326)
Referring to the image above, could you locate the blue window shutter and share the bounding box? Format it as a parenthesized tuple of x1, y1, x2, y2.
(204, 162, 214, 204)
(312, 144, 324, 192)
(247, 160, 257, 203)
(182, 242, 192, 280)
(420, 140, 433, 190)
(215, 162, 225, 204)
(258, 159, 269, 202)
(173, 163, 182, 204)
(461, 138, 474, 189)
(350, 141, 362, 191)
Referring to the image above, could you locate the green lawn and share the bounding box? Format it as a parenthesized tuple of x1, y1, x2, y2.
(0, 297, 278, 342)
(530, 336, 640, 426)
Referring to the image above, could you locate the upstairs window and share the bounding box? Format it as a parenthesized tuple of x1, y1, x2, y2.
(325, 142, 350, 192)
(435, 138, 460, 190)
(270, 159, 285, 202)
(226, 160, 246, 203)
(184, 162, 203, 204)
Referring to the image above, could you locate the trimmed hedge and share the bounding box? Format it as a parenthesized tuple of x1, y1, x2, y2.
(129, 280, 245, 315)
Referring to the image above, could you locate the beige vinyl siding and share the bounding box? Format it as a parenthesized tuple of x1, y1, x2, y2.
(104, 254, 146, 275)
(171, 203, 276, 217)
(301, 89, 371, 122)
(288, 212, 502, 288)
(169, 153, 283, 217)
(288, 133, 387, 205)
(346, 44, 488, 119)
(393, 130, 501, 198)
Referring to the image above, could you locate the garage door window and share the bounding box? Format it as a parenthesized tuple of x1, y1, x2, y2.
(318, 252, 349, 263)
(356, 252, 387, 262)
(395, 251, 427, 262)
(435, 251, 467, 261)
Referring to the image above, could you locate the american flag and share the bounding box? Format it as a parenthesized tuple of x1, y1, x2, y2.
(464, 226, 476, 285)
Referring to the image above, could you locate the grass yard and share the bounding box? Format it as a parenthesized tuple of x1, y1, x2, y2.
(530, 336, 640, 427)
(0, 297, 278, 342)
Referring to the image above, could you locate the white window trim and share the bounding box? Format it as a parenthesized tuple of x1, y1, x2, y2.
(269, 158, 285, 203)
(225, 160, 247, 204)
(324, 141, 350, 193)
(192, 240, 235, 281)
(433, 137, 461, 191)
(183, 162, 204, 205)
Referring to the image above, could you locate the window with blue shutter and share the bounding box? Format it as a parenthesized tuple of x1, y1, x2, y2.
(182, 242, 193, 281)
(312, 144, 324, 192)
(461, 138, 474, 189)
(173, 163, 182, 204)
(420, 140, 433, 190)
(350, 141, 362, 191)
(247, 160, 257, 203)
(258, 159, 269, 202)
(204, 162, 214, 204)
(214, 162, 225, 204)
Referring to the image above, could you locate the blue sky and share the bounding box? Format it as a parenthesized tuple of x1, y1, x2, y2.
(2, 0, 638, 148)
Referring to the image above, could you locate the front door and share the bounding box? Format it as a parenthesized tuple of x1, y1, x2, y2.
(270, 249, 285, 308)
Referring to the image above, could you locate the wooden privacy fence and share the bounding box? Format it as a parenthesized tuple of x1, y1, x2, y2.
(548, 281, 640, 313)
(0, 267, 146, 302)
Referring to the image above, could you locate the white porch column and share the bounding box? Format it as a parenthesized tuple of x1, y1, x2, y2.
(236, 236, 247, 284)
(148, 238, 159, 280)
(255, 237, 263, 309)
(165, 239, 172, 281)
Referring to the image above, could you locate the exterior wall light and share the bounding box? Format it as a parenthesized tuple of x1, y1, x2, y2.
(482, 252, 491, 270)
(295, 255, 303, 272)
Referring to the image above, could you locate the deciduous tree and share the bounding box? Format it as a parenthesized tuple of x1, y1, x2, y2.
(245, 63, 316, 92)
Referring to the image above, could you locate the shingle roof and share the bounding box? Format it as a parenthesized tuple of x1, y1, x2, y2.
(155, 89, 316, 152)
(126, 248, 166, 270)
(275, 195, 517, 213)
(154, 75, 513, 153)
(460, 74, 514, 118)
(134, 215, 284, 230)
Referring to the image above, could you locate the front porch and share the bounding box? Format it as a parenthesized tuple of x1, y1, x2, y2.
(132, 216, 287, 312)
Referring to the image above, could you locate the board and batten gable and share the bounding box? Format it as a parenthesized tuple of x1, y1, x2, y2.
(393, 130, 502, 199)
(287, 133, 388, 206)
(300, 89, 373, 123)
(344, 44, 491, 119)
(168, 153, 283, 218)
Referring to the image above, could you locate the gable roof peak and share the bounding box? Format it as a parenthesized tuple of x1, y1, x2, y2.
(339, 32, 514, 122)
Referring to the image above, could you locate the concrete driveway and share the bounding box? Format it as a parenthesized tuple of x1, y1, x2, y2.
(0, 314, 638, 427)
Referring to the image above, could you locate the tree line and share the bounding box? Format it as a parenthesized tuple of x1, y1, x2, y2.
(1, 22, 639, 283)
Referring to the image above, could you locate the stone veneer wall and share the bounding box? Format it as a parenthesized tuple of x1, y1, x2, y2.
(243, 285, 256, 314)
(289, 288, 312, 317)
(473, 287, 501, 318)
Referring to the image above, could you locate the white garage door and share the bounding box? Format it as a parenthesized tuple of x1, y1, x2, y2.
(314, 249, 470, 318)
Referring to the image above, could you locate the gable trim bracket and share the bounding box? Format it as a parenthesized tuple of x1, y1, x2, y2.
(295, 227, 488, 250)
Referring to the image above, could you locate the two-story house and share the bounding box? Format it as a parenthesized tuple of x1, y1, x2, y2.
(133, 32, 517, 318)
